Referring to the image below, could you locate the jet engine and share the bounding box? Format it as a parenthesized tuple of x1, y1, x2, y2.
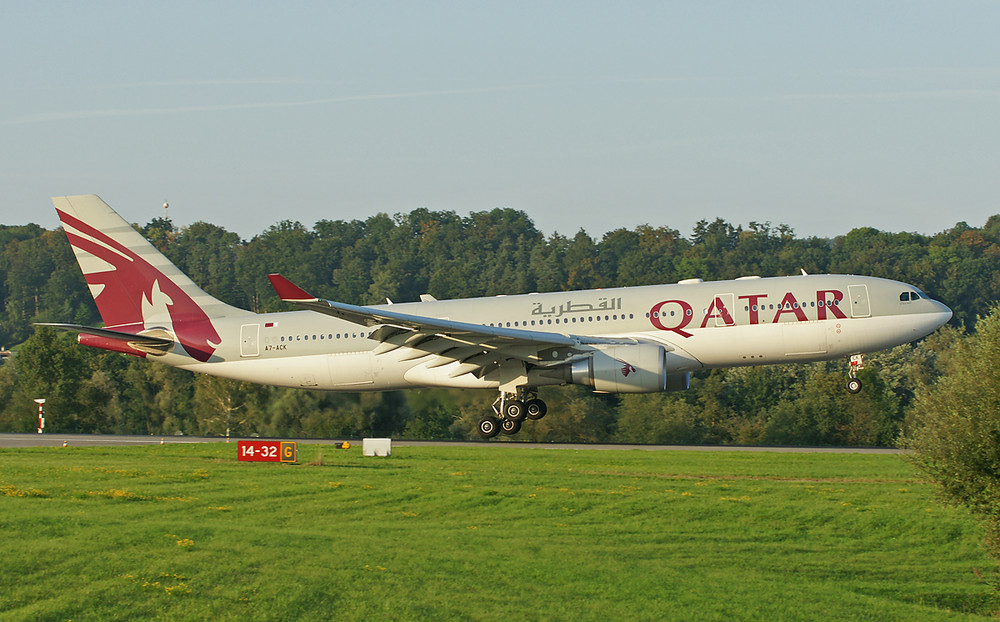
(568, 343, 692, 393)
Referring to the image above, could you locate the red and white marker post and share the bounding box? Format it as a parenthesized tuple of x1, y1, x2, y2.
(34, 399, 46, 434)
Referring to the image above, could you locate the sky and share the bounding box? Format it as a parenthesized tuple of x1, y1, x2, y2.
(3, 1, 999, 242)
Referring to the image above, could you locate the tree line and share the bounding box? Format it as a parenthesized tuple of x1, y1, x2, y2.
(1, 207, 998, 445)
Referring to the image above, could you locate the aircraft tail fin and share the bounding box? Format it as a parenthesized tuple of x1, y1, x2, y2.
(52, 194, 247, 362)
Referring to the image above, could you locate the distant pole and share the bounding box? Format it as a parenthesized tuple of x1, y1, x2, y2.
(163, 201, 169, 221)
(34, 399, 45, 434)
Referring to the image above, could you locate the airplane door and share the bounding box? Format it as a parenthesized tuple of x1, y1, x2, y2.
(848, 285, 871, 318)
(240, 324, 260, 357)
(714, 293, 736, 327)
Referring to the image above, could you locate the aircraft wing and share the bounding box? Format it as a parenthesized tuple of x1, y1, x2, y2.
(268, 274, 635, 376)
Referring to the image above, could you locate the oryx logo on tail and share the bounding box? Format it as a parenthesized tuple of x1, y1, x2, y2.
(56, 208, 220, 362)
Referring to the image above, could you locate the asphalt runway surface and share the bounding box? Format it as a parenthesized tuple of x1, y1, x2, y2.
(0, 433, 900, 453)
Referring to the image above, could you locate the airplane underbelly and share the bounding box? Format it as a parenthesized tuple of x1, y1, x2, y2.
(692, 323, 830, 367)
(781, 322, 828, 359)
(403, 361, 498, 389)
(327, 352, 374, 388)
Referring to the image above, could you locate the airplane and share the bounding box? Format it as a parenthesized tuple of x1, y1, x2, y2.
(37, 195, 953, 438)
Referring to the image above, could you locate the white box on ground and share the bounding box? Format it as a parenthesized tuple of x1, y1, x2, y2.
(363, 438, 392, 457)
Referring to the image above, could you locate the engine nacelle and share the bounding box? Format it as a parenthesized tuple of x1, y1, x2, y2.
(569, 343, 691, 393)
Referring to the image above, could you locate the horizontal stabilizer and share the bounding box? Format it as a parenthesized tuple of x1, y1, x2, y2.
(33, 323, 174, 355)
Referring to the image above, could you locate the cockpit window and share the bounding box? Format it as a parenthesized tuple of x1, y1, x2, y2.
(899, 291, 922, 302)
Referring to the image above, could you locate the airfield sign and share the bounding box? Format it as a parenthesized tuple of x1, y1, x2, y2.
(237, 440, 297, 463)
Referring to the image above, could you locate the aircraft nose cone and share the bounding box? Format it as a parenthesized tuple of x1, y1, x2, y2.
(931, 299, 953, 327)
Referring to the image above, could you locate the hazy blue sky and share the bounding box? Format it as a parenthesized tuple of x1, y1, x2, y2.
(3, 1, 999, 241)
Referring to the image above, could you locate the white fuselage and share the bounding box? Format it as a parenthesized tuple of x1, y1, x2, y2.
(165, 274, 951, 391)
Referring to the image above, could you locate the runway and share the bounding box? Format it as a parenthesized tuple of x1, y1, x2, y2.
(0, 433, 900, 453)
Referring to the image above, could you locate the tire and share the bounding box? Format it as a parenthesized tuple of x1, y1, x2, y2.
(525, 399, 547, 420)
(504, 401, 526, 422)
(478, 415, 501, 438)
(846, 378, 862, 394)
(500, 418, 522, 435)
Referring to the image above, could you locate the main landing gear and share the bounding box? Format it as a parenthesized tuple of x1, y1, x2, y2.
(846, 354, 864, 394)
(478, 388, 547, 438)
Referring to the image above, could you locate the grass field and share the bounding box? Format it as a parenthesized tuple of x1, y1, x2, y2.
(0, 443, 997, 621)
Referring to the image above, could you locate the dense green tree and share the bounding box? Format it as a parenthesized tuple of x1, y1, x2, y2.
(564, 230, 600, 290)
(516, 386, 618, 442)
(171, 222, 242, 305)
(616, 392, 722, 444)
(139, 217, 177, 253)
(904, 305, 1000, 569)
(0, 229, 96, 345)
(6, 328, 90, 432)
(192, 374, 269, 437)
(401, 389, 464, 439)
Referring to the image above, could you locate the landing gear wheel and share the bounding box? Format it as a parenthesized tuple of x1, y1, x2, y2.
(525, 399, 547, 420)
(504, 401, 526, 422)
(478, 415, 501, 438)
(847, 378, 862, 394)
(500, 418, 522, 435)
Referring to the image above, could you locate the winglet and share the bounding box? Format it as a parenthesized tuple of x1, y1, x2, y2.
(267, 274, 319, 302)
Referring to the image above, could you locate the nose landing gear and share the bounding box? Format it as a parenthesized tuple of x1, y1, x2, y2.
(846, 354, 864, 393)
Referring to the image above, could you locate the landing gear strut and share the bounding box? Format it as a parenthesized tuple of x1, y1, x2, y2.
(478, 388, 547, 438)
(846, 354, 864, 394)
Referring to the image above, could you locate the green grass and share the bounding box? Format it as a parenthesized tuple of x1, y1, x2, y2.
(0, 444, 996, 621)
